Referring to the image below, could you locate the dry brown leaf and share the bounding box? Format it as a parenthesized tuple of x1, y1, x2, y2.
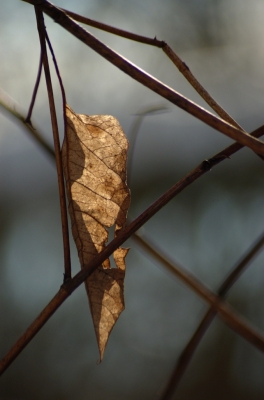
(62, 104, 130, 361)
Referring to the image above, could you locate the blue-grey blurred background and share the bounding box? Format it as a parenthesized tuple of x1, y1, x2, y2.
(1, 1, 264, 399)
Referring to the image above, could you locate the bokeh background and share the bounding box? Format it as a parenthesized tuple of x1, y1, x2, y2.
(1, 1, 264, 399)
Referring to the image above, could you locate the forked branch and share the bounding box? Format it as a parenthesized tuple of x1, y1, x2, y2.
(135, 230, 264, 400)
(2, 0, 263, 383)
(35, 7, 71, 281)
(1, 117, 264, 375)
(22, 0, 264, 155)
(61, 7, 243, 130)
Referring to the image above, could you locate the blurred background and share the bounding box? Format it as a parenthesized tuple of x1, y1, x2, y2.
(1, 0, 264, 399)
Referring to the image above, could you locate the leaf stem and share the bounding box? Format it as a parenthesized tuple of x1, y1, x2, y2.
(35, 7, 71, 281)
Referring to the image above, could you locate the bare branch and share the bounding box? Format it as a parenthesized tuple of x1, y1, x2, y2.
(61, 8, 165, 47)
(1, 117, 264, 375)
(61, 8, 241, 130)
(35, 7, 71, 281)
(162, 45, 242, 129)
(153, 230, 264, 400)
(0, 287, 68, 376)
(3, 1, 263, 379)
(1, 211, 264, 375)
(21, 0, 264, 155)
(25, 49, 42, 124)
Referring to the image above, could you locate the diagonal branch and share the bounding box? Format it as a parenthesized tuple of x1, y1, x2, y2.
(61, 7, 242, 130)
(162, 45, 242, 128)
(1, 118, 264, 375)
(1, 207, 264, 375)
(60, 8, 165, 47)
(3, 0, 263, 378)
(134, 230, 264, 400)
(22, 0, 264, 156)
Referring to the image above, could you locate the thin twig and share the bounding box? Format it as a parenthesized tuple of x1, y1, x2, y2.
(25, 49, 43, 125)
(0, 88, 55, 158)
(44, 29, 67, 137)
(218, 233, 264, 294)
(61, 8, 241, 130)
(162, 45, 243, 129)
(22, 0, 264, 156)
(45, 6, 264, 163)
(1, 207, 264, 375)
(61, 8, 165, 47)
(44, 30, 72, 280)
(23, 84, 264, 391)
(1, 120, 264, 375)
(162, 46, 264, 157)
(137, 231, 264, 400)
(4, 0, 263, 378)
(35, 7, 71, 281)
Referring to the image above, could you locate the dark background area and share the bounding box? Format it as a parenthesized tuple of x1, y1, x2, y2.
(1, 1, 264, 399)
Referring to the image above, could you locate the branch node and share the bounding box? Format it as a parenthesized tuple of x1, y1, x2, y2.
(201, 159, 212, 171)
(63, 273, 71, 284)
